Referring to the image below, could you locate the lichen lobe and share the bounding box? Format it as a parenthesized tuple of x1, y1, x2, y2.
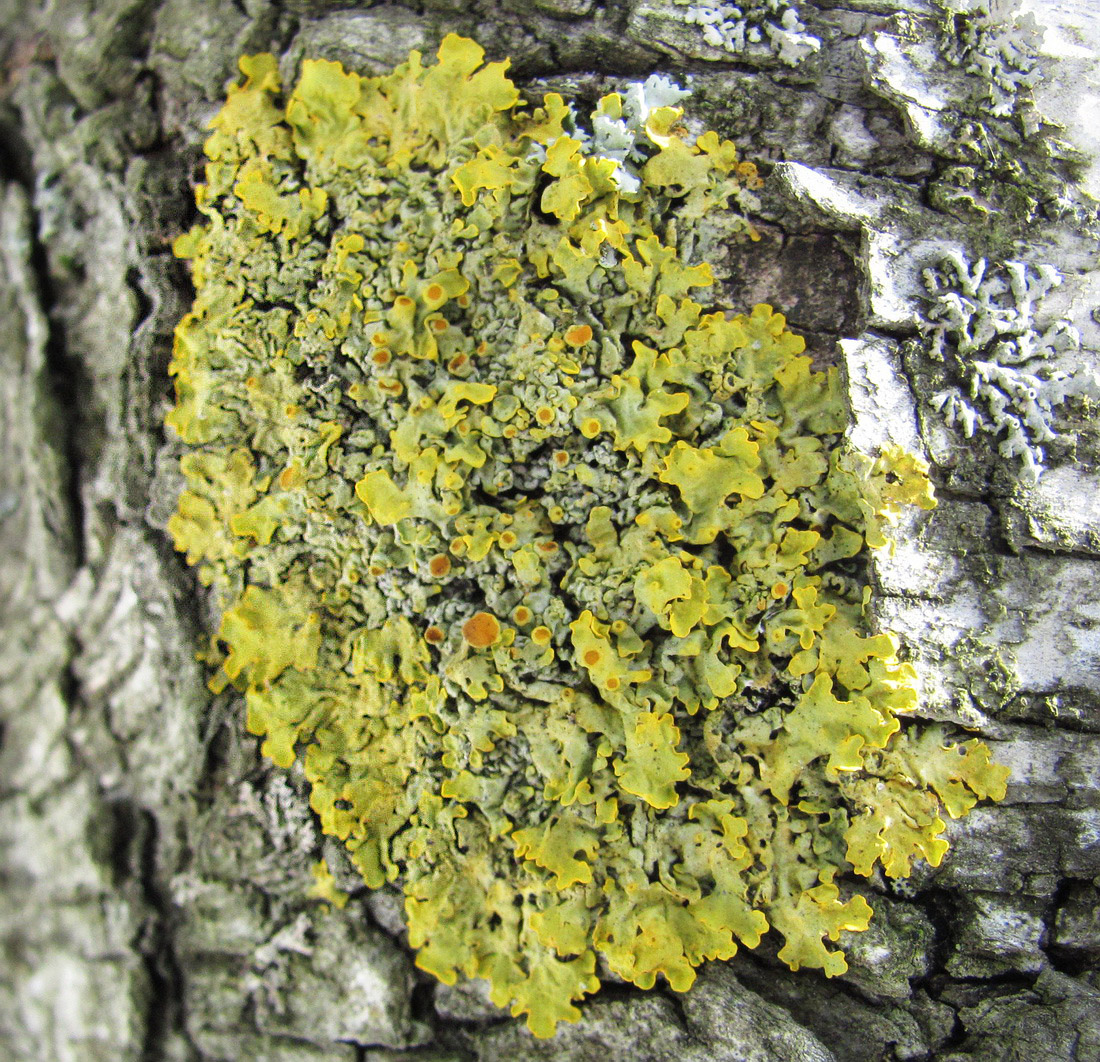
(167, 36, 1007, 1038)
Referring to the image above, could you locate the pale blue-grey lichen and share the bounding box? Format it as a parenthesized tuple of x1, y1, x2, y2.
(935, 0, 1042, 123)
(921, 251, 1096, 483)
(673, 0, 820, 67)
(918, 0, 1089, 227)
(586, 75, 693, 194)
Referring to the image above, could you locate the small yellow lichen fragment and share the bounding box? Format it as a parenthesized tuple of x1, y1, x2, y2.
(234, 160, 328, 238)
(615, 712, 691, 809)
(452, 145, 524, 206)
(766, 673, 901, 803)
(659, 430, 765, 543)
(569, 611, 652, 692)
(512, 815, 600, 887)
(309, 860, 350, 909)
(351, 617, 432, 684)
(219, 585, 321, 686)
(493, 258, 524, 288)
(438, 381, 498, 419)
(355, 469, 411, 524)
(844, 779, 949, 879)
(771, 884, 873, 977)
(634, 555, 702, 637)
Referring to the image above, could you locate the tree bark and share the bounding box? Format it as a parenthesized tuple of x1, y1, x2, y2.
(1, 2, 1099, 1060)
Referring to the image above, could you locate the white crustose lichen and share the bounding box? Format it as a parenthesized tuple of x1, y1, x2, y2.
(921, 251, 1097, 484)
(676, 0, 820, 67)
(935, 0, 1042, 120)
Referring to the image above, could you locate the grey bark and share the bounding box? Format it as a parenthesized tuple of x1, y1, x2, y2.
(1, 1, 1099, 1060)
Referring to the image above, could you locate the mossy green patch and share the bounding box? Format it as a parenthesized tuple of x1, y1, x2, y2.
(168, 36, 1007, 1037)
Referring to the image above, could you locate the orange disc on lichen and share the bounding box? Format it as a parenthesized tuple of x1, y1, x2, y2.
(462, 611, 500, 647)
(425, 625, 445, 645)
(278, 464, 303, 490)
(429, 554, 451, 577)
(565, 324, 592, 346)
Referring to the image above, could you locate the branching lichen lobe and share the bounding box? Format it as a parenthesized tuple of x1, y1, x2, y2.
(167, 37, 1008, 1037)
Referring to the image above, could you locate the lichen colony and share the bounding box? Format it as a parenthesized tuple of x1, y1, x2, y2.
(167, 37, 1008, 1036)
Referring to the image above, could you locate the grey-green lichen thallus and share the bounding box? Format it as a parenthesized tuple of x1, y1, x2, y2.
(166, 35, 1008, 1037)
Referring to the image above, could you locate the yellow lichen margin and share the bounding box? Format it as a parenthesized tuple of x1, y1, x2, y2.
(167, 36, 1008, 1038)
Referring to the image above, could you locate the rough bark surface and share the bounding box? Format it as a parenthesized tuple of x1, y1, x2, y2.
(1, 1, 1098, 1060)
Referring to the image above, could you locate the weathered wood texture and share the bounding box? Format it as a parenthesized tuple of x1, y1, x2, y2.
(1, 2, 1098, 1059)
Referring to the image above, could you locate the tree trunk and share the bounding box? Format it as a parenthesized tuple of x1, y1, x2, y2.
(2, 2, 1098, 1059)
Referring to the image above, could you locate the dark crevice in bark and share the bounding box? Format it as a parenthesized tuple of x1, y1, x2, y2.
(1045, 877, 1097, 979)
(24, 199, 89, 570)
(0, 112, 32, 186)
(408, 978, 439, 1031)
(864, 324, 922, 344)
(911, 887, 958, 988)
(1021, 541, 1100, 563)
(731, 946, 916, 1062)
(654, 982, 693, 1035)
(990, 707, 1100, 737)
(935, 1005, 968, 1055)
(0, 96, 87, 572)
(134, 807, 194, 1062)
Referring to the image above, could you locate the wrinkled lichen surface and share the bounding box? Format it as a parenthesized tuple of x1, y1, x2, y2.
(167, 36, 1007, 1035)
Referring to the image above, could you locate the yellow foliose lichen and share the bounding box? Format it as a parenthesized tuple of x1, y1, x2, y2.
(168, 36, 1008, 1038)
